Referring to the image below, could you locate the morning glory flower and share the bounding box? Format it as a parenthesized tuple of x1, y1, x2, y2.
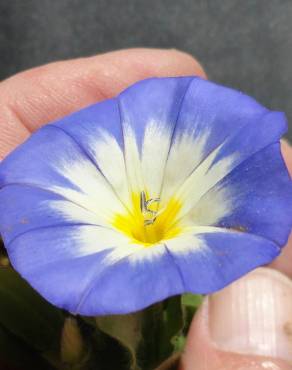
(0, 77, 291, 316)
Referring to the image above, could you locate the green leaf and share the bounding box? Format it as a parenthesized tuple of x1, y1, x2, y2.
(181, 293, 203, 336)
(96, 313, 142, 370)
(158, 296, 184, 360)
(171, 334, 186, 353)
(136, 298, 184, 370)
(138, 302, 163, 369)
(181, 293, 203, 310)
(0, 266, 64, 353)
(81, 319, 137, 370)
(0, 323, 54, 370)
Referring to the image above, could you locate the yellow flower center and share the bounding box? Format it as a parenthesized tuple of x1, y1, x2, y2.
(112, 192, 182, 246)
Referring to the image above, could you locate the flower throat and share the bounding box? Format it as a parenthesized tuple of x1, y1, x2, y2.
(112, 191, 182, 246)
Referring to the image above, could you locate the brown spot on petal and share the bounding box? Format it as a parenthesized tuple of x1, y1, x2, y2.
(230, 225, 246, 232)
(20, 218, 29, 224)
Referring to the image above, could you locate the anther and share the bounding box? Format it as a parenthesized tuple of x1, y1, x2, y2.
(140, 191, 160, 226)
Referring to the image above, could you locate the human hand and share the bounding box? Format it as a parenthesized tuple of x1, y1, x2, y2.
(0, 48, 291, 370)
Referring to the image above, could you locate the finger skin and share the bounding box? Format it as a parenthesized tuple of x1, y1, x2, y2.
(0, 48, 205, 159)
(181, 299, 292, 370)
(281, 140, 292, 178)
(270, 141, 292, 277)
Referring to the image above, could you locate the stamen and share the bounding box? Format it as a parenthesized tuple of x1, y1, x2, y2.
(140, 191, 160, 226)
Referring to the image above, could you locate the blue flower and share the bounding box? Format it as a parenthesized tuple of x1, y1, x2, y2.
(0, 77, 291, 316)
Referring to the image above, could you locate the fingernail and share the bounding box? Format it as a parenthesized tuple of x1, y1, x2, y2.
(209, 268, 292, 362)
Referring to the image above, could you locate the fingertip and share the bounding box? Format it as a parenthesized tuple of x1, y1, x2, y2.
(97, 48, 206, 78)
(182, 268, 292, 370)
(144, 48, 207, 78)
(170, 48, 207, 78)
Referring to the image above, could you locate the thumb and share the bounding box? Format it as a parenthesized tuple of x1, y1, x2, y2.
(182, 268, 292, 370)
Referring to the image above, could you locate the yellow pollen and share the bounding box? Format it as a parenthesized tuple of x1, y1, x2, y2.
(111, 192, 182, 246)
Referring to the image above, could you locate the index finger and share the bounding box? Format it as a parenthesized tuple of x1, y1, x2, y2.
(0, 48, 205, 159)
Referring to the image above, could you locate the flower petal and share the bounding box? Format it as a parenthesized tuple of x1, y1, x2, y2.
(165, 227, 280, 293)
(51, 99, 131, 206)
(7, 225, 182, 315)
(175, 111, 287, 215)
(0, 76, 291, 316)
(0, 125, 126, 225)
(192, 143, 292, 245)
(0, 185, 101, 245)
(161, 79, 286, 202)
(73, 247, 184, 315)
(118, 77, 193, 196)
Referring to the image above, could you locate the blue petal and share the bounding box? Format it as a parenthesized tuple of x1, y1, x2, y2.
(165, 229, 280, 293)
(0, 125, 127, 225)
(0, 125, 94, 190)
(173, 77, 270, 156)
(184, 143, 292, 245)
(6, 225, 117, 271)
(51, 98, 124, 152)
(0, 76, 291, 316)
(0, 185, 100, 245)
(49, 99, 131, 207)
(118, 77, 193, 151)
(216, 143, 292, 245)
(74, 249, 183, 315)
(161, 78, 287, 202)
(8, 228, 182, 315)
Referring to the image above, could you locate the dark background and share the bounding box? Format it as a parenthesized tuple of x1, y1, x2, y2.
(0, 0, 291, 140)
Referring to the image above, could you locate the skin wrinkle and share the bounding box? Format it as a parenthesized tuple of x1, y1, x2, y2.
(1, 58, 111, 118)
(182, 297, 292, 369)
(0, 105, 30, 158)
(5, 101, 34, 134)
